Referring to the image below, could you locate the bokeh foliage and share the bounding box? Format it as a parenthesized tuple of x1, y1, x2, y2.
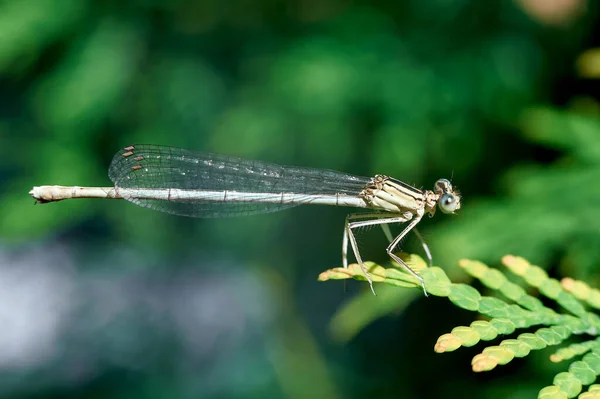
(2, 0, 600, 398)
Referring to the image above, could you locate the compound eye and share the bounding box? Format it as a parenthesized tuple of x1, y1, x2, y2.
(439, 193, 459, 214)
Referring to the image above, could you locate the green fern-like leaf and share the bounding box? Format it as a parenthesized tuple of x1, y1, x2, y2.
(319, 254, 600, 398)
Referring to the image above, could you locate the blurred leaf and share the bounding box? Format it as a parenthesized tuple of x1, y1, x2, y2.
(520, 107, 600, 163)
(33, 18, 143, 138)
(270, 37, 367, 117)
(577, 48, 600, 79)
(0, 0, 86, 72)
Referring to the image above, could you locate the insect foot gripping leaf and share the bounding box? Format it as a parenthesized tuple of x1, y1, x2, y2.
(320, 254, 600, 399)
(318, 252, 452, 295)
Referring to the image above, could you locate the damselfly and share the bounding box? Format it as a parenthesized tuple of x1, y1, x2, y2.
(30, 144, 461, 295)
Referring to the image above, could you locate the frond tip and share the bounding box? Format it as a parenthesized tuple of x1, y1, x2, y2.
(318, 253, 462, 298)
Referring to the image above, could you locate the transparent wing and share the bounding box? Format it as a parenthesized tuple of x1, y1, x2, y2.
(108, 144, 370, 218)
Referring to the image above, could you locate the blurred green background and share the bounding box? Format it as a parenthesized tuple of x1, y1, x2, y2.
(2, 0, 600, 398)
